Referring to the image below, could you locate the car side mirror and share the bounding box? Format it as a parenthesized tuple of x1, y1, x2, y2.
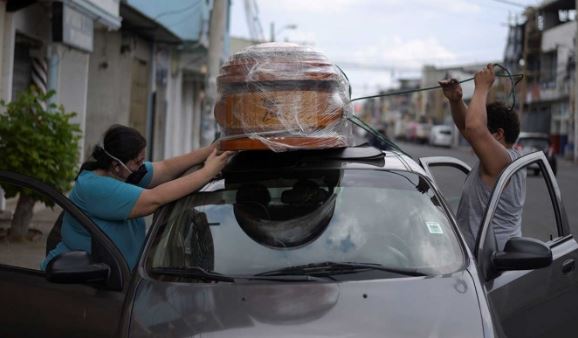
(491, 237, 552, 272)
(46, 251, 110, 284)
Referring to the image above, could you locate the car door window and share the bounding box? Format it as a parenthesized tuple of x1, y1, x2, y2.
(520, 165, 560, 243)
(0, 181, 63, 270)
(419, 156, 471, 214)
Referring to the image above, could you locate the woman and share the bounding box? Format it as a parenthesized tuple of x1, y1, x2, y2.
(42, 124, 232, 270)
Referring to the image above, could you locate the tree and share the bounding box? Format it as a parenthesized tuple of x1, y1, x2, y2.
(0, 87, 81, 241)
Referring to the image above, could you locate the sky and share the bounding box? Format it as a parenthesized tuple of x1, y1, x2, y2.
(229, 0, 542, 97)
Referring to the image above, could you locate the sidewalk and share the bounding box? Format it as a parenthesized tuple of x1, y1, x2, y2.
(0, 198, 60, 270)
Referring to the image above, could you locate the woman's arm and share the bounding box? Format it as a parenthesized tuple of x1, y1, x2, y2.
(130, 149, 232, 217)
(149, 144, 216, 187)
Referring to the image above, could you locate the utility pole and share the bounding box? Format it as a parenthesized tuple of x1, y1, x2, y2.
(269, 22, 297, 42)
(202, 0, 228, 146)
(270, 22, 275, 42)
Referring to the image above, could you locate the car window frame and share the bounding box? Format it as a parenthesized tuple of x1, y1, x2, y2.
(475, 152, 569, 277)
(476, 152, 568, 249)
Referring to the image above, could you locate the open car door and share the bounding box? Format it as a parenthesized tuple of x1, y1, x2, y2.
(475, 152, 578, 338)
(0, 171, 131, 338)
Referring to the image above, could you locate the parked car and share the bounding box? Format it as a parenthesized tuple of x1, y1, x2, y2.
(429, 125, 453, 147)
(514, 132, 557, 175)
(0, 144, 575, 338)
(405, 122, 431, 144)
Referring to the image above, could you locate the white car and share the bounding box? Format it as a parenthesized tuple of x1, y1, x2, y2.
(429, 125, 453, 147)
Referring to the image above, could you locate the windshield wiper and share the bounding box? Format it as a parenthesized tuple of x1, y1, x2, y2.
(150, 267, 329, 283)
(256, 261, 427, 277)
(242, 275, 331, 282)
(150, 267, 235, 283)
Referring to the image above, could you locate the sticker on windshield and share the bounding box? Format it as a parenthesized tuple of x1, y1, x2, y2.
(426, 222, 443, 234)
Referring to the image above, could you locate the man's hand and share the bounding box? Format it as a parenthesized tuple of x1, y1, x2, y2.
(439, 78, 463, 103)
(474, 64, 495, 92)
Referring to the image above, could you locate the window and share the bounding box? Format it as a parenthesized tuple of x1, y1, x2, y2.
(148, 169, 465, 278)
(490, 156, 561, 248)
(519, 162, 560, 243)
(541, 51, 557, 88)
(0, 182, 61, 271)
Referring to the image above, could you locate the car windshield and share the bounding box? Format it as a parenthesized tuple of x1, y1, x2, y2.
(146, 169, 464, 279)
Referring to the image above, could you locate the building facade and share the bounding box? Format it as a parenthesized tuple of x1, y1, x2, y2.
(505, 0, 576, 157)
(0, 0, 232, 212)
(0, 0, 121, 211)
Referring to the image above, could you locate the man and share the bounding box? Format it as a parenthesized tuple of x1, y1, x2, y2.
(439, 64, 525, 251)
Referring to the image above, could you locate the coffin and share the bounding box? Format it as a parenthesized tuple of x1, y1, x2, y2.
(214, 43, 351, 151)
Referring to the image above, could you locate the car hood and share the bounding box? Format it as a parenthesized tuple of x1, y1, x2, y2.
(129, 270, 484, 338)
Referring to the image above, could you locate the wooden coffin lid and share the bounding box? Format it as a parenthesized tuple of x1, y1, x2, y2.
(218, 42, 342, 84)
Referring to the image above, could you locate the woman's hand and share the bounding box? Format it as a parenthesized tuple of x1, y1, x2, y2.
(439, 78, 463, 103)
(203, 149, 234, 176)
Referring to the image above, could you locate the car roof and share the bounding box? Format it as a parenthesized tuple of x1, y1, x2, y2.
(223, 145, 427, 176)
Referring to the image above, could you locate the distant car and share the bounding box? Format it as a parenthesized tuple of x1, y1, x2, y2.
(406, 122, 431, 144)
(514, 132, 557, 175)
(429, 125, 453, 147)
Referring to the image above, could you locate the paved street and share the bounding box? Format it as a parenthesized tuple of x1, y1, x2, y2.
(398, 141, 578, 240)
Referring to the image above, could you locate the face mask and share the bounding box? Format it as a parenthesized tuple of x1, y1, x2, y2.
(101, 146, 147, 185)
(125, 164, 148, 185)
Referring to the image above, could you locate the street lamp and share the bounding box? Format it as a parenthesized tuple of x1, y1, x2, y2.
(270, 22, 298, 42)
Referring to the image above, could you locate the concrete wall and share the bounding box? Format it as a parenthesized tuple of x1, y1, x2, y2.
(12, 3, 51, 42)
(85, 28, 152, 157)
(159, 62, 206, 158)
(86, 0, 120, 17)
(230, 37, 258, 54)
(1, 5, 14, 102)
(164, 63, 183, 158)
(192, 80, 203, 149)
(182, 80, 194, 154)
(85, 30, 131, 154)
(56, 46, 90, 159)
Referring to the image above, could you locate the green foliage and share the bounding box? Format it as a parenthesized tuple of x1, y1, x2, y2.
(0, 86, 81, 206)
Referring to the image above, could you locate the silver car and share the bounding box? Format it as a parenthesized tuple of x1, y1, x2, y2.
(429, 125, 454, 147)
(0, 146, 575, 338)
